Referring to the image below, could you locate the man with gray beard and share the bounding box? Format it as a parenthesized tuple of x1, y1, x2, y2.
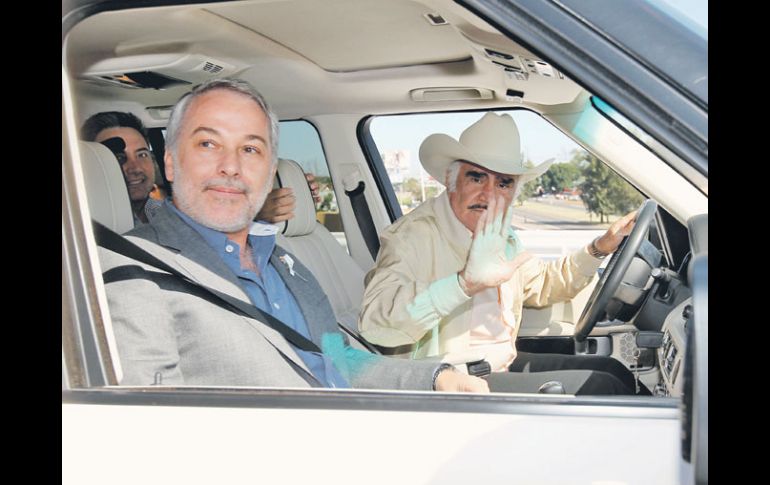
(98, 78, 489, 392)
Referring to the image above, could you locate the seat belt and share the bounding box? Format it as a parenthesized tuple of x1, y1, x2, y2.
(343, 179, 380, 260)
(335, 319, 381, 355)
(93, 220, 322, 354)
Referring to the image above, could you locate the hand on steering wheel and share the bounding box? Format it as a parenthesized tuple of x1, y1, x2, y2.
(574, 199, 658, 342)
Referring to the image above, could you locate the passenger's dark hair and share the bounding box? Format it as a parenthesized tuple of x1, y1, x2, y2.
(81, 111, 149, 142)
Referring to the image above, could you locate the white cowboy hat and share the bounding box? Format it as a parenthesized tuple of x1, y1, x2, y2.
(419, 112, 554, 185)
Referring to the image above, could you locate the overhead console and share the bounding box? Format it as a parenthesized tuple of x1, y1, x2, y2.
(482, 47, 562, 82)
(449, 19, 583, 105)
(79, 53, 240, 91)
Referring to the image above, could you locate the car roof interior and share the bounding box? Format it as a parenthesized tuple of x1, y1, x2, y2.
(67, 0, 587, 126)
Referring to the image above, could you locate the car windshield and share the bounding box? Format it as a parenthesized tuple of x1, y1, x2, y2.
(558, 0, 707, 107)
(369, 109, 645, 236)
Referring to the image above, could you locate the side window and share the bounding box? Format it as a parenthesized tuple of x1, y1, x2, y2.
(278, 120, 348, 251)
(368, 110, 643, 259)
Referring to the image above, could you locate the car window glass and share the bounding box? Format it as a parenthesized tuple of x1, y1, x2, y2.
(278, 120, 348, 252)
(368, 110, 643, 259)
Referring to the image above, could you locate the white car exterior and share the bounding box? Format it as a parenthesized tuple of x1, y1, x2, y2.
(62, 1, 707, 484)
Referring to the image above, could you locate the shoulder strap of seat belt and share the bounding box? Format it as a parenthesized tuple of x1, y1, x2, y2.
(344, 181, 380, 260)
(93, 220, 322, 354)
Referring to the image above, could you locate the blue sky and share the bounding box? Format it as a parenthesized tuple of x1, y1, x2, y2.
(278, 111, 584, 180)
(370, 110, 583, 179)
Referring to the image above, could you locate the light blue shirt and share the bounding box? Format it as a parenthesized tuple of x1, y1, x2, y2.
(168, 202, 349, 388)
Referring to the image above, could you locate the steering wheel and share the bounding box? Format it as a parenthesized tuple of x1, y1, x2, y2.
(574, 199, 658, 343)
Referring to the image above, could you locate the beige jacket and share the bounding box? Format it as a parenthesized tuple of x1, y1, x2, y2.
(359, 191, 601, 360)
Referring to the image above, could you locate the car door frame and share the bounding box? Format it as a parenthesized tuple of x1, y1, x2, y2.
(62, 1, 706, 483)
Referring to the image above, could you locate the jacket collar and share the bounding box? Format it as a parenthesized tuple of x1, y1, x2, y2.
(137, 203, 319, 382)
(269, 249, 322, 344)
(143, 203, 250, 304)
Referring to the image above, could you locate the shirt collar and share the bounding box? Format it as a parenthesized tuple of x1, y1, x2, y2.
(433, 191, 473, 256)
(166, 201, 277, 274)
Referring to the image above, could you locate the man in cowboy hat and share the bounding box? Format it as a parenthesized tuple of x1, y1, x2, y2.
(358, 112, 643, 395)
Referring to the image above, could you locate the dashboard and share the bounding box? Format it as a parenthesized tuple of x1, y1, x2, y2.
(656, 298, 692, 397)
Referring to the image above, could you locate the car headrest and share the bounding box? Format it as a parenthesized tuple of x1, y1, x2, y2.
(79, 140, 134, 234)
(276, 158, 318, 237)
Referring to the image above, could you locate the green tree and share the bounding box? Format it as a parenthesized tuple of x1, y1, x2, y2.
(319, 192, 334, 211)
(607, 177, 644, 215)
(516, 160, 539, 204)
(401, 178, 422, 202)
(397, 193, 413, 208)
(315, 176, 332, 189)
(540, 161, 581, 193)
(576, 152, 643, 222)
(399, 177, 442, 205)
(425, 186, 440, 200)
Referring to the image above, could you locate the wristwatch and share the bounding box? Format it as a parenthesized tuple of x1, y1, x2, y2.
(589, 237, 610, 259)
(432, 363, 456, 390)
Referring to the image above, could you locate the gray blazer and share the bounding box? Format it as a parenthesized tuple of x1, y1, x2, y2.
(98, 204, 438, 390)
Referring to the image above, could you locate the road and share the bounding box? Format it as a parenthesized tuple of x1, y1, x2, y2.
(516, 229, 604, 260)
(510, 198, 614, 231)
(333, 197, 615, 255)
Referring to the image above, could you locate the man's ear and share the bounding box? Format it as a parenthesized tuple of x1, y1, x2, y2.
(164, 150, 174, 182)
(270, 160, 278, 180)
